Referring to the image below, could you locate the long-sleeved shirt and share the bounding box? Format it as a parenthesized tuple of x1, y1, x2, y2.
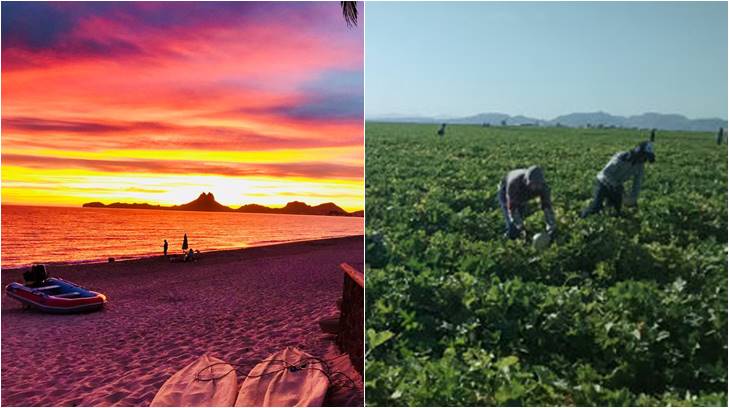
(597, 152, 644, 201)
(500, 169, 556, 231)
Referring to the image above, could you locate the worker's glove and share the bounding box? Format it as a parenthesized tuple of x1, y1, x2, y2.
(505, 223, 521, 240)
(547, 225, 557, 239)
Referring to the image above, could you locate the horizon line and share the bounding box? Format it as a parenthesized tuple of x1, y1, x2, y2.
(1, 201, 365, 213)
(367, 110, 729, 122)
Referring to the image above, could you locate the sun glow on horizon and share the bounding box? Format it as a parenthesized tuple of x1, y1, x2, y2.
(2, 165, 364, 212)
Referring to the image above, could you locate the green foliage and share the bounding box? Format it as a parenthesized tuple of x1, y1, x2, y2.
(365, 123, 727, 406)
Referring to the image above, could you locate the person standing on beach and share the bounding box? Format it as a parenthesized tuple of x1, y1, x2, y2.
(182, 234, 188, 253)
(163, 240, 168, 256)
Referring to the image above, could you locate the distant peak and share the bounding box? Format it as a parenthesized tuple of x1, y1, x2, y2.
(82, 194, 361, 217)
(284, 201, 309, 208)
(315, 202, 341, 208)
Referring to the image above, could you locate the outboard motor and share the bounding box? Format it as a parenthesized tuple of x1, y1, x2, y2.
(23, 264, 49, 287)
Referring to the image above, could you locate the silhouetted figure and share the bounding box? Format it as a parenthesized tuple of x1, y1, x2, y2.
(182, 234, 188, 252)
(437, 123, 446, 137)
(581, 141, 655, 218)
(163, 240, 168, 256)
(184, 248, 195, 262)
(497, 166, 556, 240)
(718, 127, 724, 145)
(24, 264, 48, 287)
(650, 128, 656, 142)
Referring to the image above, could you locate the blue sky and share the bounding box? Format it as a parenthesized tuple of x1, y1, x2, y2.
(365, 2, 728, 120)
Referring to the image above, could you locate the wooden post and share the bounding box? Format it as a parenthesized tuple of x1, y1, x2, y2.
(336, 262, 364, 374)
(718, 127, 724, 145)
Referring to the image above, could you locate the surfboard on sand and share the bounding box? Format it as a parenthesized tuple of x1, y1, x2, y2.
(235, 347, 329, 407)
(151, 354, 238, 407)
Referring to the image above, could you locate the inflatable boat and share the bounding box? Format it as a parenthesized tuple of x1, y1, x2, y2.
(5, 277, 107, 313)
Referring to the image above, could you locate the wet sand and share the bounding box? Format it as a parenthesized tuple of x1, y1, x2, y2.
(1, 236, 363, 407)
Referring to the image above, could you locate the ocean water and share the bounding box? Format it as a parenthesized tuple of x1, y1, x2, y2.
(1, 205, 363, 268)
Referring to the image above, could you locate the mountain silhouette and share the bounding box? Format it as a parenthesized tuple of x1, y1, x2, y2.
(370, 111, 727, 131)
(82, 193, 362, 217)
(550, 111, 622, 127)
(237, 201, 350, 216)
(174, 192, 232, 212)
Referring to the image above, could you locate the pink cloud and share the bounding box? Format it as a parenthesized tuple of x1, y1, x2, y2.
(2, 2, 363, 173)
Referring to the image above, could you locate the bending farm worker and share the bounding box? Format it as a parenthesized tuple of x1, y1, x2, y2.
(497, 165, 556, 240)
(581, 141, 655, 218)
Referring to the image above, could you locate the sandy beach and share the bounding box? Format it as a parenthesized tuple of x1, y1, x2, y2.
(1, 236, 363, 407)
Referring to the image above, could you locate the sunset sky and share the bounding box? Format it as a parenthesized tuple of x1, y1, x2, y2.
(2, 2, 363, 211)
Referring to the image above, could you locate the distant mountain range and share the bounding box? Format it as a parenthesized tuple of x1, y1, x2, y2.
(370, 111, 727, 132)
(83, 192, 363, 217)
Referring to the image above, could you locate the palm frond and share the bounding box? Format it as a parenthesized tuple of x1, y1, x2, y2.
(340, 1, 358, 27)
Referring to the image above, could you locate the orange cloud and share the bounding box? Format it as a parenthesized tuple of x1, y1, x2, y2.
(2, 2, 364, 209)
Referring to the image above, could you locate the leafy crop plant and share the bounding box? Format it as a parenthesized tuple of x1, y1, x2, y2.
(365, 123, 727, 406)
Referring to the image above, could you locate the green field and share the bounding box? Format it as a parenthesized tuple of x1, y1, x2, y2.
(365, 123, 727, 406)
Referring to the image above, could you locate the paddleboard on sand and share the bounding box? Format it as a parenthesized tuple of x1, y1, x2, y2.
(151, 354, 238, 407)
(235, 346, 329, 407)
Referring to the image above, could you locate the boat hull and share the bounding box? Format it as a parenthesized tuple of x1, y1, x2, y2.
(5, 278, 106, 314)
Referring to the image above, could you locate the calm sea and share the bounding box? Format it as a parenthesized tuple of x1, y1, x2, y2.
(1, 205, 363, 268)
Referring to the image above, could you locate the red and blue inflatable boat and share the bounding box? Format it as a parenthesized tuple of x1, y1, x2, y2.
(5, 277, 107, 313)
